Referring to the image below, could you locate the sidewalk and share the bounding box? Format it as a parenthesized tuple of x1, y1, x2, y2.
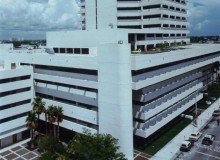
(0, 138, 40, 160)
(150, 98, 220, 160)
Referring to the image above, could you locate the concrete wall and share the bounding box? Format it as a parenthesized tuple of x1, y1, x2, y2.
(98, 43, 133, 160)
(47, 29, 128, 48)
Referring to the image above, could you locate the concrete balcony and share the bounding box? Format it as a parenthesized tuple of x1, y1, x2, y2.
(134, 93, 203, 138)
(35, 86, 98, 106)
(166, 0, 187, 7)
(117, 10, 141, 17)
(133, 82, 202, 120)
(43, 99, 98, 125)
(117, 1, 141, 8)
(80, 16, 85, 22)
(60, 119, 97, 134)
(0, 91, 33, 106)
(0, 117, 27, 134)
(0, 126, 26, 139)
(78, 1, 85, 7)
(142, 18, 188, 26)
(132, 54, 218, 90)
(34, 72, 98, 89)
(133, 71, 202, 102)
(0, 79, 32, 93)
(136, 37, 189, 46)
(1, 103, 32, 120)
(34, 68, 98, 81)
(142, 0, 162, 5)
(118, 19, 142, 26)
(78, 8, 85, 14)
(159, 8, 187, 17)
(1, 66, 32, 79)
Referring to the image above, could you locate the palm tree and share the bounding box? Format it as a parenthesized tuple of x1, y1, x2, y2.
(26, 111, 38, 140)
(32, 96, 46, 125)
(55, 106, 63, 139)
(47, 105, 56, 136)
(43, 107, 48, 135)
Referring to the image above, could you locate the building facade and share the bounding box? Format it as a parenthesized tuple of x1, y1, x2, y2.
(0, 44, 33, 148)
(1, 1, 220, 160)
(79, 0, 189, 51)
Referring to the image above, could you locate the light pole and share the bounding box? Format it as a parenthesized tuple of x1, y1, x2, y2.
(195, 90, 198, 116)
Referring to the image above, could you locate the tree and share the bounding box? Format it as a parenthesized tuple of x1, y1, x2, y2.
(55, 106, 63, 139)
(32, 96, 46, 126)
(156, 42, 169, 52)
(47, 105, 56, 136)
(43, 107, 48, 135)
(26, 111, 38, 140)
(12, 40, 22, 48)
(66, 131, 127, 160)
(38, 135, 68, 160)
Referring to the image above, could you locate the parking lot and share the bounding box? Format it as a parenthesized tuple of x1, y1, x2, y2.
(177, 119, 220, 160)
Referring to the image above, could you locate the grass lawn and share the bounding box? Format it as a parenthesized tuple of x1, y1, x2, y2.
(138, 118, 192, 155)
(137, 82, 220, 156)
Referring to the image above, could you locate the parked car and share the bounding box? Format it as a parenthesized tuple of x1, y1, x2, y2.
(212, 109, 220, 117)
(180, 141, 194, 152)
(202, 134, 215, 145)
(189, 132, 202, 141)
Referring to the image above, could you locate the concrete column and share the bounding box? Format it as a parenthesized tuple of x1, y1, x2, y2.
(98, 43, 133, 160)
(134, 34, 137, 50)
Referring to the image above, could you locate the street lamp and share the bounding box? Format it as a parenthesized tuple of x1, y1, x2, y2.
(195, 90, 198, 116)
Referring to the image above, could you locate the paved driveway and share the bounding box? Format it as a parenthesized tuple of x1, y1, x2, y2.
(0, 142, 150, 160)
(0, 143, 39, 160)
(177, 119, 220, 160)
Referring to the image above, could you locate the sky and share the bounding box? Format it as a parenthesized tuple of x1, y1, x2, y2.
(0, 0, 220, 40)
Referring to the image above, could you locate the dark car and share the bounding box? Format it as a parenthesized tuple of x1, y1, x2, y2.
(202, 134, 215, 145)
(212, 109, 220, 117)
(180, 141, 194, 152)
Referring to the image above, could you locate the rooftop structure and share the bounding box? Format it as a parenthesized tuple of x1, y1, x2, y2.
(79, 0, 189, 51)
(1, 1, 220, 160)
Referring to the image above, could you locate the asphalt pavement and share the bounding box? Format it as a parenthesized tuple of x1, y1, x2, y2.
(151, 98, 220, 160)
(181, 120, 220, 160)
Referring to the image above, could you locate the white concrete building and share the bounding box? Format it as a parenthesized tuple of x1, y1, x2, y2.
(79, 0, 189, 51)
(1, 1, 220, 160)
(0, 44, 33, 148)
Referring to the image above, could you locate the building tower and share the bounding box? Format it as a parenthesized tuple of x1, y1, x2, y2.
(79, 0, 189, 51)
(2, 1, 220, 160)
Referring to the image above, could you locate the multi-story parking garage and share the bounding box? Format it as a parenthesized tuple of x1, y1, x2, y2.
(1, 1, 220, 160)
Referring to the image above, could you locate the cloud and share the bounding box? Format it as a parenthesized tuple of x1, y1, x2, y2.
(195, 20, 209, 30)
(0, 0, 220, 39)
(188, 0, 220, 36)
(0, 0, 80, 39)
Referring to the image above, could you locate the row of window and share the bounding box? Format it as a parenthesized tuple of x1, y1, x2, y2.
(53, 48, 89, 55)
(0, 75, 31, 84)
(63, 115, 98, 130)
(0, 112, 28, 124)
(21, 64, 98, 76)
(0, 99, 31, 111)
(117, 4, 186, 13)
(117, 0, 186, 4)
(129, 33, 186, 42)
(0, 87, 31, 97)
(35, 79, 97, 93)
(36, 93, 98, 111)
(132, 52, 220, 75)
(118, 24, 187, 29)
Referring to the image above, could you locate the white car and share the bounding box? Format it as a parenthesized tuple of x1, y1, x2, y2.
(180, 141, 194, 152)
(189, 132, 202, 141)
